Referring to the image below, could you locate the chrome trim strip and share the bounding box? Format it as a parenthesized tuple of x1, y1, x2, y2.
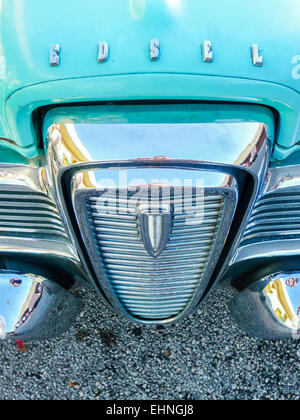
(233, 239, 300, 265)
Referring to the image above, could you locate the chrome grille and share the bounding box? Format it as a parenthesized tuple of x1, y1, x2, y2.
(0, 187, 68, 241)
(85, 191, 225, 320)
(241, 189, 300, 245)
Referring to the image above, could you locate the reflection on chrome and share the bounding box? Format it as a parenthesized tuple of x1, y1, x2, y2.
(44, 103, 271, 175)
(137, 202, 172, 258)
(263, 273, 300, 332)
(0, 271, 45, 338)
(230, 272, 300, 340)
(264, 165, 300, 192)
(0, 270, 81, 340)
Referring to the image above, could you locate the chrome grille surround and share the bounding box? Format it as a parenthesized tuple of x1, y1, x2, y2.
(70, 162, 240, 325)
(79, 188, 227, 320)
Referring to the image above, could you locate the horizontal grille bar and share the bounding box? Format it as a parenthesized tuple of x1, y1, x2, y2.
(240, 190, 300, 245)
(0, 188, 68, 240)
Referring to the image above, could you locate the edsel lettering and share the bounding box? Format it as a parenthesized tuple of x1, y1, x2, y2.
(49, 40, 264, 66)
(150, 38, 160, 61)
(97, 41, 109, 63)
(202, 40, 213, 62)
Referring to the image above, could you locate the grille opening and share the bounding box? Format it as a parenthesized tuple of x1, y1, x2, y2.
(83, 188, 225, 321)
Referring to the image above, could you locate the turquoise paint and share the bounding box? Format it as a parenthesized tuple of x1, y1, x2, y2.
(0, 0, 299, 159)
(6, 74, 299, 157)
(271, 148, 300, 167)
(0, 144, 35, 165)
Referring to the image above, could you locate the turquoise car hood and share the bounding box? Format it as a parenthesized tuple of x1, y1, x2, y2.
(0, 0, 299, 155)
(1, 0, 299, 91)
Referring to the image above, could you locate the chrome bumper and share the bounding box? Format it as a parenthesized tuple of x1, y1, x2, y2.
(0, 270, 81, 340)
(229, 272, 300, 340)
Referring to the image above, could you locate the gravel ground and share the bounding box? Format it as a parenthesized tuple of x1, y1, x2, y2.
(0, 287, 299, 400)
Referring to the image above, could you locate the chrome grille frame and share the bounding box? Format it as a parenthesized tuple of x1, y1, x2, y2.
(76, 187, 232, 321)
(58, 159, 257, 324)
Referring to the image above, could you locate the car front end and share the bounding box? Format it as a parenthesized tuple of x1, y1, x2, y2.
(0, 0, 299, 340)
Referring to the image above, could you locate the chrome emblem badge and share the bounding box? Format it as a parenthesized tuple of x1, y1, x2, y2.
(137, 203, 172, 258)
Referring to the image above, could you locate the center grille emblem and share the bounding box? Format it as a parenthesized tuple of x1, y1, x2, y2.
(137, 203, 172, 258)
